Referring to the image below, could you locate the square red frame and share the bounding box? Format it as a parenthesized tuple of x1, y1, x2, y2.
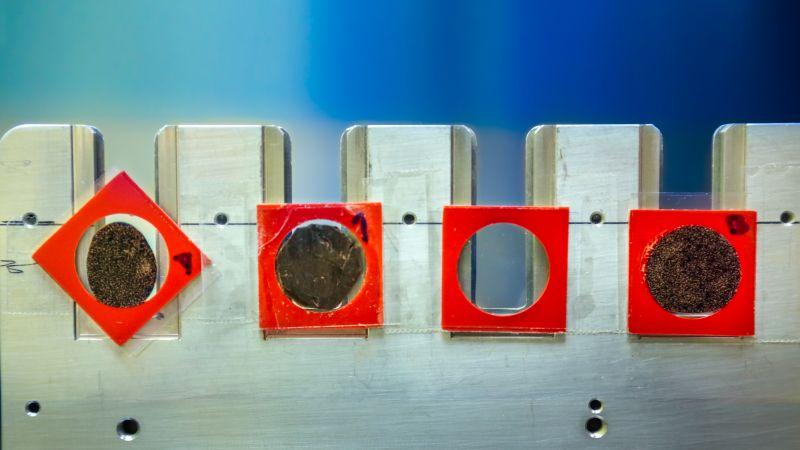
(258, 203, 383, 331)
(441, 206, 569, 333)
(628, 209, 756, 337)
(32, 172, 206, 345)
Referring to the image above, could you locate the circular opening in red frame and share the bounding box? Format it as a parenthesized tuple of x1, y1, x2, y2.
(645, 225, 741, 317)
(76, 215, 161, 308)
(456, 223, 550, 315)
(274, 220, 366, 312)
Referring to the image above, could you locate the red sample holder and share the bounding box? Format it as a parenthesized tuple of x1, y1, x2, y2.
(33, 172, 206, 345)
(258, 203, 383, 332)
(628, 209, 756, 337)
(441, 206, 569, 334)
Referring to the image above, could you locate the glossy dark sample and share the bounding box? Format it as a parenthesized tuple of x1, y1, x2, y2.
(275, 223, 364, 311)
(645, 225, 741, 314)
(87, 222, 157, 308)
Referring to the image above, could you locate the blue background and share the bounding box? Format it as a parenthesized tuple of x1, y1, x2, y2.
(1, 0, 798, 202)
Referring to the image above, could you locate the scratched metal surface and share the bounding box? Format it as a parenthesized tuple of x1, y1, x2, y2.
(1, 124, 799, 449)
(713, 123, 800, 342)
(526, 125, 661, 334)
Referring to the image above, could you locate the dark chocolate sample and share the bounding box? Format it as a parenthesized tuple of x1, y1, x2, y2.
(645, 225, 741, 314)
(275, 223, 365, 311)
(87, 222, 157, 308)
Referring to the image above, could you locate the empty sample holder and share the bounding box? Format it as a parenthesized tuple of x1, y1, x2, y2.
(441, 205, 569, 334)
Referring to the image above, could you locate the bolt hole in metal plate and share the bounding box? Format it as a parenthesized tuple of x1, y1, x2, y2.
(24, 401, 40, 417)
(457, 223, 549, 315)
(585, 416, 607, 438)
(22, 211, 38, 227)
(213, 212, 229, 226)
(116, 418, 140, 441)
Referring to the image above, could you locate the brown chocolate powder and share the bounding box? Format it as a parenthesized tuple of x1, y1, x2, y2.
(645, 225, 741, 314)
(87, 222, 157, 308)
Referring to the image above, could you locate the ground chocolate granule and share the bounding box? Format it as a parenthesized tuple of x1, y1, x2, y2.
(645, 225, 741, 314)
(275, 223, 364, 311)
(87, 222, 157, 308)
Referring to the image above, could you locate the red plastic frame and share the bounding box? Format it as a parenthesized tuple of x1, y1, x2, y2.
(441, 206, 569, 333)
(258, 203, 383, 331)
(32, 172, 206, 345)
(628, 209, 756, 337)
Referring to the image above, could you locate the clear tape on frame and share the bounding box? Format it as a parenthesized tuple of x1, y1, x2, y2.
(179, 194, 259, 326)
(1, 168, 223, 356)
(75, 169, 223, 355)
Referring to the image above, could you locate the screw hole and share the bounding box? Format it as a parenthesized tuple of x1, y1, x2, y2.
(117, 418, 140, 441)
(402, 212, 416, 225)
(22, 212, 38, 227)
(214, 212, 229, 226)
(25, 401, 40, 417)
(589, 211, 604, 225)
(780, 210, 795, 225)
(585, 416, 607, 438)
(588, 398, 603, 413)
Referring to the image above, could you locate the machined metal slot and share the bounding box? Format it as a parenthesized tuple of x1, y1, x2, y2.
(712, 123, 800, 341)
(526, 124, 662, 333)
(342, 125, 476, 332)
(156, 125, 290, 333)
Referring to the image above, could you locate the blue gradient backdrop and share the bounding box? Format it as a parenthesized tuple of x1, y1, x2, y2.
(1, 0, 798, 202)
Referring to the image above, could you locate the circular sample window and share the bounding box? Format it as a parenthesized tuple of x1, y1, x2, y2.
(275, 222, 365, 312)
(87, 222, 157, 308)
(645, 225, 741, 315)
